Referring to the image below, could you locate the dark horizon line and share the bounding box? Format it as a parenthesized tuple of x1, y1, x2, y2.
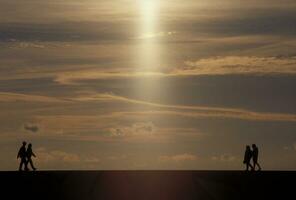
(1, 169, 296, 172)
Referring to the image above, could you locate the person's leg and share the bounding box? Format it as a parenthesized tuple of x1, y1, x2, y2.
(249, 163, 254, 171)
(25, 159, 29, 171)
(29, 159, 36, 170)
(253, 160, 256, 170)
(246, 162, 253, 171)
(26, 158, 31, 170)
(19, 160, 23, 171)
(256, 162, 261, 170)
(20, 158, 27, 171)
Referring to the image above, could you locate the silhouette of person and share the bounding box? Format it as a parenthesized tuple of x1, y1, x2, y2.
(17, 141, 28, 171)
(26, 143, 37, 171)
(252, 144, 261, 171)
(243, 145, 254, 171)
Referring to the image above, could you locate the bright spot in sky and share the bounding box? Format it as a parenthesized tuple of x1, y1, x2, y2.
(137, 0, 161, 71)
(134, 0, 165, 104)
(141, 0, 157, 19)
(139, 0, 159, 35)
(136, 31, 176, 39)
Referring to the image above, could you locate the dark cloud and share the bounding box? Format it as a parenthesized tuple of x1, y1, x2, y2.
(167, 8, 296, 37)
(0, 8, 295, 43)
(0, 21, 135, 42)
(24, 123, 39, 133)
(109, 122, 155, 137)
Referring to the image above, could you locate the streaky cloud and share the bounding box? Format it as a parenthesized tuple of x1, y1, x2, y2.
(53, 55, 296, 85)
(0, 92, 70, 103)
(73, 93, 296, 122)
(180, 56, 296, 76)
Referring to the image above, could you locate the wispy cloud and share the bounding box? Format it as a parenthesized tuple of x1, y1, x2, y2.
(211, 154, 236, 162)
(109, 122, 155, 137)
(36, 148, 81, 163)
(53, 55, 296, 85)
(0, 92, 70, 103)
(54, 71, 167, 85)
(179, 56, 296, 75)
(73, 93, 296, 122)
(159, 153, 198, 162)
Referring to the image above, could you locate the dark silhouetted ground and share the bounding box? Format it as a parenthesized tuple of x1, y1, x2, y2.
(0, 171, 294, 200)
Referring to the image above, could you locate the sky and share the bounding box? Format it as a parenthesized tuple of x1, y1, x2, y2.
(0, 0, 296, 170)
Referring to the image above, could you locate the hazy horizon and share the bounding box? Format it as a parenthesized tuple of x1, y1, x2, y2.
(1, 0, 296, 170)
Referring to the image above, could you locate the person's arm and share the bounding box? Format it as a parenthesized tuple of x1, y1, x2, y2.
(17, 149, 20, 159)
(32, 151, 36, 157)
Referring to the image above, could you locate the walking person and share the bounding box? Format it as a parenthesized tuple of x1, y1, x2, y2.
(17, 141, 28, 171)
(252, 144, 261, 171)
(26, 143, 37, 171)
(243, 145, 254, 171)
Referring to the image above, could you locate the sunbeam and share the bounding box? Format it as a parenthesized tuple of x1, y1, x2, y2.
(137, 0, 162, 71)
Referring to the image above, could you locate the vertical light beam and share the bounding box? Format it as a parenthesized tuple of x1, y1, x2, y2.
(137, 0, 162, 72)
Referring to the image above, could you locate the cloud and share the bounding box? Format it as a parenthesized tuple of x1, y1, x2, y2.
(211, 154, 236, 162)
(34, 147, 102, 170)
(24, 123, 39, 133)
(283, 146, 292, 151)
(36, 148, 80, 163)
(84, 157, 100, 163)
(54, 70, 166, 85)
(135, 31, 177, 39)
(109, 122, 155, 137)
(30, 114, 200, 144)
(168, 8, 296, 37)
(0, 92, 70, 103)
(73, 93, 296, 122)
(0, 21, 133, 42)
(179, 56, 296, 76)
(53, 55, 296, 85)
(10, 42, 46, 49)
(159, 153, 198, 162)
(0, 5, 295, 44)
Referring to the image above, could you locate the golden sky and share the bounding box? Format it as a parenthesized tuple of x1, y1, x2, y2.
(1, 0, 296, 170)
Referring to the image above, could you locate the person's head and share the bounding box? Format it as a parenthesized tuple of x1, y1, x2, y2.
(246, 145, 250, 150)
(28, 143, 32, 148)
(252, 144, 256, 148)
(22, 141, 27, 146)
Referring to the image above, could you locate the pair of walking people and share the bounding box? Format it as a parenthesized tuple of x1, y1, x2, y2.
(17, 141, 37, 171)
(244, 144, 261, 171)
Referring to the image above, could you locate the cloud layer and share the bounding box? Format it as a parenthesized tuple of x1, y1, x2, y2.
(0, 0, 296, 170)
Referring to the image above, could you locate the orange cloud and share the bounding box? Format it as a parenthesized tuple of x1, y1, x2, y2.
(159, 153, 198, 162)
(0, 92, 70, 103)
(179, 56, 296, 75)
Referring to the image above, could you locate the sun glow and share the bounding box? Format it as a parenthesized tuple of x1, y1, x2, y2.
(140, 0, 158, 32)
(137, 0, 162, 71)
